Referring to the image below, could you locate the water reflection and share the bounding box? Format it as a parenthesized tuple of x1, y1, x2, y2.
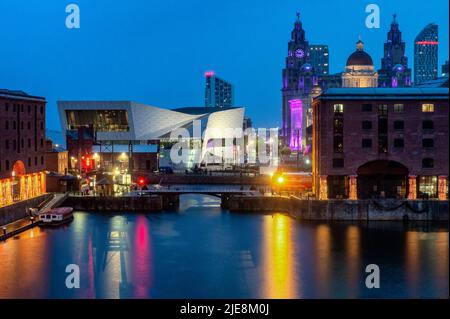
(262, 213, 297, 298)
(0, 195, 448, 299)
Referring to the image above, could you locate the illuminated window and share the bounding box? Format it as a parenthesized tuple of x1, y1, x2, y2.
(394, 104, 404, 112)
(333, 104, 344, 113)
(422, 103, 434, 112)
(419, 176, 437, 198)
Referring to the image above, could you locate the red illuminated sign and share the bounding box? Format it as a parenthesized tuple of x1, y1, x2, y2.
(415, 41, 438, 45)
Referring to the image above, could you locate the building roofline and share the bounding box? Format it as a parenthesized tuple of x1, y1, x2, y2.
(0, 89, 46, 102)
(315, 88, 449, 100)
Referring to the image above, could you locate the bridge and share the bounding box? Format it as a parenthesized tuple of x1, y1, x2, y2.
(127, 185, 259, 199)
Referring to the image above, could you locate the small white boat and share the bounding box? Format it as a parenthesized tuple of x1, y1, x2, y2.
(39, 207, 74, 226)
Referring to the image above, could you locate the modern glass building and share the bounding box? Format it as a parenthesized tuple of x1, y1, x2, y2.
(204, 71, 234, 108)
(309, 45, 329, 75)
(414, 23, 438, 84)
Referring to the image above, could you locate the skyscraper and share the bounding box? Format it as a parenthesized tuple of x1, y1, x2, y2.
(281, 13, 317, 151)
(378, 14, 412, 87)
(204, 71, 234, 108)
(442, 60, 449, 77)
(414, 23, 438, 84)
(309, 45, 329, 75)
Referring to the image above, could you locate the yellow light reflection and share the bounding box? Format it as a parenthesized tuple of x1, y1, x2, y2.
(405, 231, 420, 297)
(262, 213, 298, 298)
(345, 225, 361, 297)
(315, 224, 331, 297)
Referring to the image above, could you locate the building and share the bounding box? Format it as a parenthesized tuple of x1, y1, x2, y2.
(414, 23, 438, 84)
(309, 45, 329, 75)
(442, 60, 449, 77)
(45, 139, 68, 175)
(281, 13, 318, 151)
(58, 101, 245, 174)
(204, 71, 234, 108)
(378, 14, 412, 88)
(312, 88, 448, 200)
(342, 39, 378, 88)
(0, 89, 46, 207)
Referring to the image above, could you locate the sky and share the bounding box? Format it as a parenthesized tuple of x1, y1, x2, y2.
(0, 0, 448, 131)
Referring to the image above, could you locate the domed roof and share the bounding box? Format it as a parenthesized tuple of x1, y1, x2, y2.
(346, 39, 373, 66)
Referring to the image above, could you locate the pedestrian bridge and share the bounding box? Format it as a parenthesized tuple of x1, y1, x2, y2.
(128, 185, 258, 198)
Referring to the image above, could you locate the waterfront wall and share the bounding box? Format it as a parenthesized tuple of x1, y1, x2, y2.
(228, 196, 449, 221)
(0, 194, 52, 226)
(61, 195, 177, 212)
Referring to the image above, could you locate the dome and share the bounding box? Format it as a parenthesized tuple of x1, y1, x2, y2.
(346, 39, 373, 66)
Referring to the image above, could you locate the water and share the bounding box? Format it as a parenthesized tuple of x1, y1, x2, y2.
(0, 195, 448, 299)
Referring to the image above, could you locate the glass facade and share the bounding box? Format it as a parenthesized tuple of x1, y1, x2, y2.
(66, 110, 129, 132)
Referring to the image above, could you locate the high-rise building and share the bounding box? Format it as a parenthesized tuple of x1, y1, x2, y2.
(342, 39, 378, 88)
(309, 45, 329, 75)
(378, 14, 412, 87)
(204, 71, 234, 108)
(0, 89, 47, 209)
(442, 60, 449, 77)
(414, 23, 438, 84)
(281, 13, 318, 151)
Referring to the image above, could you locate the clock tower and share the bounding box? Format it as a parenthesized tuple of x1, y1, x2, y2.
(281, 13, 317, 151)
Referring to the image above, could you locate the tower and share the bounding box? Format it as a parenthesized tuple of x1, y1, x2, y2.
(414, 23, 438, 84)
(281, 13, 317, 151)
(378, 14, 412, 87)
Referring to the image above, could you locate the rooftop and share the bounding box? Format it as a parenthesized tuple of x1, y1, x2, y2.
(316, 87, 449, 100)
(0, 88, 45, 101)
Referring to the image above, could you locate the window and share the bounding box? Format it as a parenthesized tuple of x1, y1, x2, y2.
(362, 104, 372, 112)
(20, 105, 24, 112)
(422, 138, 434, 148)
(40, 106, 44, 114)
(332, 158, 344, 168)
(393, 121, 404, 130)
(13, 121, 16, 129)
(333, 118, 343, 133)
(41, 156, 44, 165)
(5, 103, 8, 112)
(362, 121, 372, 130)
(28, 158, 31, 166)
(422, 120, 434, 130)
(27, 105, 31, 113)
(362, 139, 372, 148)
(5, 121, 8, 130)
(333, 104, 344, 113)
(34, 157, 38, 166)
(422, 158, 434, 168)
(394, 138, 404, 148)
(28, 139, 31, 148)
(333, 136, 343, 153)
(5, 140, 9, 149)
(394, 104, 404, 113)
(419, 176, 437, 198)
(422, 103, 434, 112)
(378, 104, 388, 116)
(40, 121, 44, 130)
(20, 121, 24, 130)
(6, 160, 9, 170)
(27, 122, 31, 130)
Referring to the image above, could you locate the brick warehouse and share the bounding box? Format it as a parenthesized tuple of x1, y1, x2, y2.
(312, 87, 448, 200)
(0, 89, 46, 207)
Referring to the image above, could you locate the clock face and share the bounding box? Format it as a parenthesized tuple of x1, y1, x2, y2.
(295, 48, 305, 58)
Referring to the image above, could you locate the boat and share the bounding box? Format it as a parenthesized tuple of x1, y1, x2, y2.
(38, 207, 74, 226)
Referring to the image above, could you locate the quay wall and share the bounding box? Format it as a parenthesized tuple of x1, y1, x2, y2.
(0, 194, 52, 226)
(61, 195, 178, 212)
(228, 196, 449, 221)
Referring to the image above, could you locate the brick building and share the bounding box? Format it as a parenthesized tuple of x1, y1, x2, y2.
(312, 88, 448, 200)
(0, 89, 46, 207)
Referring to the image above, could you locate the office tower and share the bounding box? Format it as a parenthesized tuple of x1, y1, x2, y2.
(204, 71, 234, 108)
(414, 23, 438, 84)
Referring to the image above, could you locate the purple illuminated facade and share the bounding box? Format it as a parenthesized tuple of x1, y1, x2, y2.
(281, 13, 315, 151)
(289, 99, 303, 151)
(378, 14, 412, 88)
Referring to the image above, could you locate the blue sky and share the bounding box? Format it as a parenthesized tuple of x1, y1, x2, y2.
(0, 0, 448, 130)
